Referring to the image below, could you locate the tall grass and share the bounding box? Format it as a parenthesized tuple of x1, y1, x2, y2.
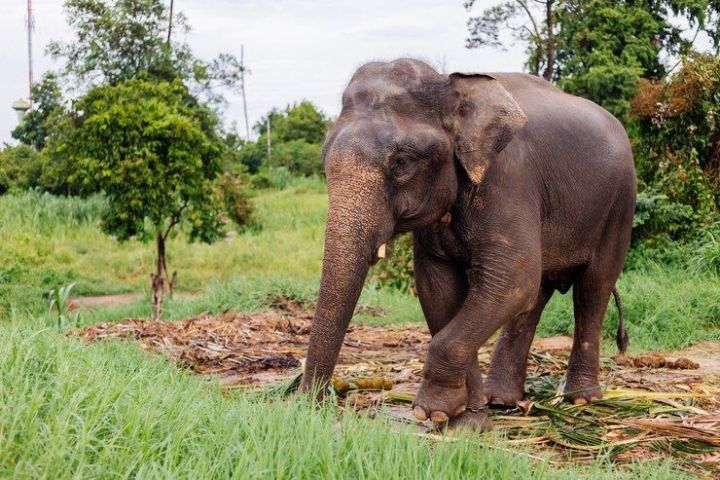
(0, 315, 690, 479)
(0, 183, 715, 477)
(1, 180, 719, 350)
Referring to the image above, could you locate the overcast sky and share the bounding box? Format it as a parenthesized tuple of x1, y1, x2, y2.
(0, 0, 531, 144)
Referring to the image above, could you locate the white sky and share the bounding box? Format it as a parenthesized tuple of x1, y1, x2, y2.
(0, 0, 530, 144)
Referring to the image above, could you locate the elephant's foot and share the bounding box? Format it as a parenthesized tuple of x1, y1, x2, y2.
(484, 371, 525, 408)
(447, 408, 493, 432)
(563, 374, 602, 404)
(412, 377, 467, 426)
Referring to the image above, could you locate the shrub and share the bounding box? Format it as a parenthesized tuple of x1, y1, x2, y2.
(216, 172, 255, 229)
(630, 53, 720, 242)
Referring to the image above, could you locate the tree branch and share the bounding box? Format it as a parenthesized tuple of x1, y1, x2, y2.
(162, 201, 188, 241)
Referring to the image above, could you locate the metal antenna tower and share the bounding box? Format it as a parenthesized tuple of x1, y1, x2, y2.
(26, 0, 35, 109)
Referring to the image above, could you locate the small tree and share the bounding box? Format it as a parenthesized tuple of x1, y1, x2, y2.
(64, 79, 225, 319)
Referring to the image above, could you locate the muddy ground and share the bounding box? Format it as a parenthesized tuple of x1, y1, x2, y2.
(74, 304, 720, 476)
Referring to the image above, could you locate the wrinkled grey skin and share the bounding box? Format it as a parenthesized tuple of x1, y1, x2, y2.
(301, 58, 636, 430)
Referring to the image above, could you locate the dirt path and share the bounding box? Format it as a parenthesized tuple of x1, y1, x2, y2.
(69, 292, 199, 310)
(73, 308, 720, 475)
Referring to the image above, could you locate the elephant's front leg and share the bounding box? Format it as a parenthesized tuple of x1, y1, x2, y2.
(413, 241, 490, 431)
(412, 248, 541, 426)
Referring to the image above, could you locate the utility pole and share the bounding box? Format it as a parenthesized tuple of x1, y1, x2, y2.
(240, 45, 251, 140)
(266, 117, 272, 167)
(167, 0, 174, 44)
(27, 0, 34, 109)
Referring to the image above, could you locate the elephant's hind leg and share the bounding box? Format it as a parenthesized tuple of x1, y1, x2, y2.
(485, 283, 553, 407)
(565, 266, 615, 404)
(413, 239, 491, 431)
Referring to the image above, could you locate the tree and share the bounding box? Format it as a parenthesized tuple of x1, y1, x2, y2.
(554, 1, 666, 118)
(47, 0, 244, 104)
(11, 73, 65, 150)
(0, 145, 45, 194)
(466, 0, 718, 118)
(465, 0, 557, 80)
(63, 79, 225, 318)
(235, 101, 330, 176)
(260, 101, 330, 144)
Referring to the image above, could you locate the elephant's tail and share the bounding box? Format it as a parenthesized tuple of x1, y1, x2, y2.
(612, 286, 629, 354)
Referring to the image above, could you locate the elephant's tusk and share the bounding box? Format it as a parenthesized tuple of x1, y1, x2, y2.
(377, 243, 387, 259)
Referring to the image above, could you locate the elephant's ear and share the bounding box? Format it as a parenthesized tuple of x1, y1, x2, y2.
(448, 73, 527, 183)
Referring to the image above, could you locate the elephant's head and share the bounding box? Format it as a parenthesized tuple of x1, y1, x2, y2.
(301, 58, 527, 392)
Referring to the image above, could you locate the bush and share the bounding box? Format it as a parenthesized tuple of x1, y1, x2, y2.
(215, 172, 255, 229)
(630, 53, 720, 242)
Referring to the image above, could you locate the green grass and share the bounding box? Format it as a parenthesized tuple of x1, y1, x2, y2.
(2, 182, 718, 350)
(0, 315, 692, 479)
(0, 181, 718, 477)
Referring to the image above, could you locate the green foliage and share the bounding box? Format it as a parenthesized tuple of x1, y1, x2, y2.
(631, 53, 720, 241)
(256, 100, 330, 144)
(466, 1, 718, 120)
(272, 139, 323, 176)
(11, 72, 65, 150)
(60, 79, 225, 243)
(47, 0, 245, 105)
(369, 234, 415, 294)
(230, 101, 330, 177)
(48, 283, 81, 329)
(215, 172, 256, 229)
(0, 145, 46, 194)
(555, 1, 667, 118)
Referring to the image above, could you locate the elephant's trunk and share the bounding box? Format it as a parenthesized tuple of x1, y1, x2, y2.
(301, 169, 391, 393)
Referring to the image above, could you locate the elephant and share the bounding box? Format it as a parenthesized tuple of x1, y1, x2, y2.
(300, 58, 636, 430)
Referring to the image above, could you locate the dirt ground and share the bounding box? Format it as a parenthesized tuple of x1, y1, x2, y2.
(73, 302, 720, 476)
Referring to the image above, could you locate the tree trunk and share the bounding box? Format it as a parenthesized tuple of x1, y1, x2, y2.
(151, 231, 166, 320)
(543, 0, 556, 81)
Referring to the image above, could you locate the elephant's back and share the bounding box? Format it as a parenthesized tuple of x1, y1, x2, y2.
(490, 72, 635, 178)
(488, 73, 637, 270)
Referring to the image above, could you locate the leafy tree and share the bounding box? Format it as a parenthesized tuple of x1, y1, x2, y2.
(555, 1, 665, 118)
(11, 73, 65, 150)
(256, 101, 330, 144)
(272, 140, 323, 176)
(47, 0, 244, 104)
(62, 79, 225, 318)
(466, 0, 718, 118)
(465, 0, 557, 80)
(0, 145, 45, 194)
(242, 101, 329, 176)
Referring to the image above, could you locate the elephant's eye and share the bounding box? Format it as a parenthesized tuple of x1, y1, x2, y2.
(388, 154, 418, 184)
(392, 156, 408, 169)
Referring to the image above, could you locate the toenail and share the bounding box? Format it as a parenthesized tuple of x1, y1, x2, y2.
(430, 411, 449, 423)
(413, 406, 428, 421)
